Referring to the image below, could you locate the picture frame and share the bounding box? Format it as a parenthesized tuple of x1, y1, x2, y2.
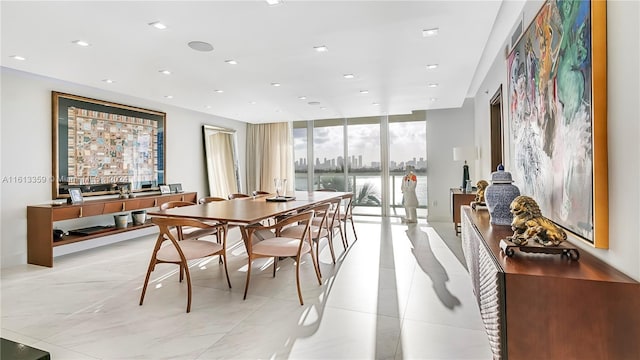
(159, 185, 171, 194)
(68, 187, 84, 204)
(506, 0, 608, 248)
(169, 183, 183, 193)
(52, 92, 166, 200)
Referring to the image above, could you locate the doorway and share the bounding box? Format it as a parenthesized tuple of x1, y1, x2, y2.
(490, 86, 504, 172)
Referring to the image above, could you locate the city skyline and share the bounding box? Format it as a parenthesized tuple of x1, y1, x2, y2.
(295, 155, 427, 172)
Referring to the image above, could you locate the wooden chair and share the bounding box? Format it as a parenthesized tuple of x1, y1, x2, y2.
(198, 196, 227, 204)
(338, 193, 357, 245)
(242, 210, 322, 305)
(139, 217, 230, 313)
(228, 193, 251, 200)
(159, 201, 218, 240)
(324, 196, 346, 250)
(280, 202, 335, 275)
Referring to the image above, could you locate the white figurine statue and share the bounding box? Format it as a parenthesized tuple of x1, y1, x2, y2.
(401, 165, 418, 223)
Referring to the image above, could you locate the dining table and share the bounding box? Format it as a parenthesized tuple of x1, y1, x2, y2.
(147, 191, 349, 225)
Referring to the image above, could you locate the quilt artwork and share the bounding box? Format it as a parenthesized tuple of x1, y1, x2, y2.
(507, 0, 598, 242)
(67, 107, 158, 185)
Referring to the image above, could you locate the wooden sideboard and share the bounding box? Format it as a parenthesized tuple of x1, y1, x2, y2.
(27, 192, 197, 267)
(460, 206, 640, 359)
(450, 188, 476, 235)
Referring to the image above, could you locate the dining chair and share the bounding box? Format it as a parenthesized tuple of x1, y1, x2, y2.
(338, 193, 357, 244)
(280, 202, 335, 274)
(139, 216, 231, 313)
(228, 193, 251, 200)
(242, 210, 322, 305)
(324, 196, 346, 250)
(159, 201, 218, 240)
(198, 196, 227, 204)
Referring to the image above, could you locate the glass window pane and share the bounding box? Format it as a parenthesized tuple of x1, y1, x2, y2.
(293, 123, 308, 190)
(313, 122, 345, 191)
(388, 120, 427, 218)
(347, 121, 381, 216)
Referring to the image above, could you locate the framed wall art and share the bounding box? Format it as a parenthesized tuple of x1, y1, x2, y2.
(506, 0, 608, 247)
(52, 92, 166, 199)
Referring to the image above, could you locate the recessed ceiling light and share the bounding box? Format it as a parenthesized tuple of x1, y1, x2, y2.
(164, 95, 173, 99)
(430, 97, 438, 102)
(427, 83, 439, 88)
(320, 107, 327, 110)
(265, 0, 282, 5)
(159, 70, 171, 75)
(314, 45, 328, 52)
(205, 105, 212, 109)
(426, 64, 439, 69)
(225, 60, 238, 65)
(422, 28, 439, 37)
(372, 102, 380, 106)
(72, 40, 90, 47)
(10, 55, 26, 61)
(298, 96, 307, 100)
(214, 89, 224, 93)
(188, 41, 214, 52)
(271, 82, 281, 87)
(102, 79, 115, 84)
(250, 101, 257, 105)
(359, 90, 369, 94)
(308, 101, 320, 105)
(148, 21, 167, 30)
(343, 74, 355, 79)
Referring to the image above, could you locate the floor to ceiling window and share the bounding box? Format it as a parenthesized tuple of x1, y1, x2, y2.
(293, 111, 426, 218)
(388, 117, 428, 219)
(347, 117, 382, 216)
(293, 126, 308, 191)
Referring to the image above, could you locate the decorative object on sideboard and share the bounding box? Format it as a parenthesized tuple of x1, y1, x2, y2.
(507, 195, 567, 246)
(169, 183, 183, 193)
(132, 210, 147, 226)
(119, 184, 130, 199)
(114, 213, 129, 229)
(499, 195, 577, 260)
(159, 185, 171, 194)
(471, 180, 489, 209)
(68, 187, 84, 204)
(452, 146, 477, 191)
(484, 164, 520, 225)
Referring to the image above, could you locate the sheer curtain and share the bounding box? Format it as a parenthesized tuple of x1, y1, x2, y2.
(246, 122, 294, 193)
(205, 132, 238, 197)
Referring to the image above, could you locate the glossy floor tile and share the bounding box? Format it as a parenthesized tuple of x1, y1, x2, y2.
(1, 218, 492, 359)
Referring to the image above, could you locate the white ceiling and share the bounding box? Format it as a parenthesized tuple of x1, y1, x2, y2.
(1, 1, 505, 124)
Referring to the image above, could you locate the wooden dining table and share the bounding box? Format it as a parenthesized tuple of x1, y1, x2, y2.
(147, 191, 349, 226)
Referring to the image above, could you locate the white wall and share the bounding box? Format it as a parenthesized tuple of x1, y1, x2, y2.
(426, 98, 475, 222)
(0, 67, 247, 267)
(473, 0, 640, 281)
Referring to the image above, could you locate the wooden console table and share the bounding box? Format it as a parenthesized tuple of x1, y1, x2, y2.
(27, 192, 197, 267)
(460, 206, 640, 359)
(450, 188, 475, 235)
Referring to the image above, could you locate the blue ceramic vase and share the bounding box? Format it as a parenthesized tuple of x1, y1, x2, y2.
(485, 165, 520, 225)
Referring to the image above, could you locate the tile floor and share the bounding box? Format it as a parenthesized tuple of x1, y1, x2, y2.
(1, 218, 492, 359)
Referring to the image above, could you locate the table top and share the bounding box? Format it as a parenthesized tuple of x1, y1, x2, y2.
(148, 191, 349, 224)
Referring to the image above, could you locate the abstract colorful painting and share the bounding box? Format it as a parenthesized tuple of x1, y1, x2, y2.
(507, 0, 608, 246)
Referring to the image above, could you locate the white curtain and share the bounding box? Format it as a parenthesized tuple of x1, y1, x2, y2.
(205, 132, 238, 197)
(246, 122, 294, 193)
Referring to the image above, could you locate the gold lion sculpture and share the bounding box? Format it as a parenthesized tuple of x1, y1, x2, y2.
(508, 195, 567, 247)
(475, 180, 489, 203)
(471, 180, 489, 209)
